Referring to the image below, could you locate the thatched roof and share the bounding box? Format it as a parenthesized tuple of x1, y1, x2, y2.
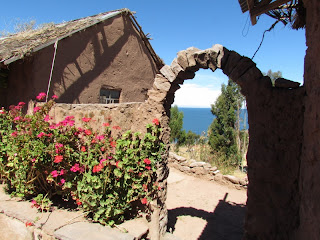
(238, 0, 305, 29)
(0, 8, 163, 67)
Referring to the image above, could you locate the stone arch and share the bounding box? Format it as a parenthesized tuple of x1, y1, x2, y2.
(146, 44, 304, 239)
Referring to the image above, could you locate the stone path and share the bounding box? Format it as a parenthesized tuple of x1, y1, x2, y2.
(166, 167, 247, 240)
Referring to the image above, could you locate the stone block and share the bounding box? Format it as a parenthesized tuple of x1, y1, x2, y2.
(179, 166, 191, 173)
(185, 47, 201, 71)
(160, 65, 176, 83)
(222, 50, 243, 76)
(117, 218, 149, 239)
(153, 74, 171, 92)
(275, 78, 301, 89)
(54, 222, 134, 240)
(189, 161, 206, 168)
(223, 175, 240, 184)
(212, 44, 230, 69)
(0, 214, 33, 240)
(176, 50, 189, 70)
(209, 166, 218, 172)
(194, 49, 218, 71)
(147, 89, 167, 103)
(171, 58, 195, 80)
(228, 57, 256, 82)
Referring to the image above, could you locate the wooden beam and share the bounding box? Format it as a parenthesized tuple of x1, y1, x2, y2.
(251, 0, 291, 17)
(246, 0, 257, 25)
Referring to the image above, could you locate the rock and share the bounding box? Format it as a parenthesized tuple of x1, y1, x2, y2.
(221, 50, 242, 76)
(212, 170, 220, 175)
(54, 222, 134, 240)
(176, 50, 189, 70)
(239, 179, 247, 186)
(147, 89, 167, 103)
(117, 218, 149, 239)
(163, 232, 182, 240)
(193, 167, 205, 175)
(203, 163, 212, 170)
(189, 159, 197, 165)
(214, 173, 223, 181)
(160, 65, 176, 83)
(153, 74, 171, 92)
(209, 166, 218, 172)
(179, 166, 191, 173)
(169, 152, 187, 162)
(223, 175, 240, 184)
(212, 44, 229, 69)
(185, 47, 201, 71)
(275, 78, 300, 89)
(194, 49, 218, 70)
(0, 214, 33, 240)
(189, 161, 206, 168)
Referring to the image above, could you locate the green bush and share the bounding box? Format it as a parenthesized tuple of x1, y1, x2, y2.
(0, 93, 164, 225)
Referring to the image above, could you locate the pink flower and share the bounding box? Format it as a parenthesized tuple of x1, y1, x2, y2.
(60, 179, 65, 184)
(145, 166, 151, 170)
(59, 169, 66, 175)
(14, 105, 22, 110)
(70, 163, 80, 172)
(25, 221, 34, 227)
(31, 158, 36, 163)
(141, 198, 148, 205)
(36, 92, 46, 101)
(103, 122, 110, 127)
(116, 161, 120, 168)
(84, 129, 92, 135)
(11, 131, 18, 137)
(93, 164, 103, 173)
(81, 146, 86, 152)
(152, 118, 160, 126)
(65, 116, 74, 121)
(54, 155, 63, 163)
(100, 159, 107, 164)
(14, 116, 22, 121)
(49, 124, 57, 129)
(51, 170, 59, 177)
(76, 199, 82, 206)
(96, 135, 104, 141)
(33, 106, 41, 113)
(44, 115, 50, 122)
(112, 126, 121, 130)
(52, 95, 58, 99)
(55, 143, 64, 149)
(37, 132, 45, 138)
(110, 141, 116, 148)
(143, 158, 151, 165)
(18, 102, 25, 106)
(82, 117, 91, 122)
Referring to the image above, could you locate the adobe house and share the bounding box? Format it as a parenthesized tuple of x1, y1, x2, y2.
(0, 8, 163, 108)
(1, 1, 319, 239)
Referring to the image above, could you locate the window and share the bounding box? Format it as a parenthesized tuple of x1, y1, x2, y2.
(99, 88, 120, 104)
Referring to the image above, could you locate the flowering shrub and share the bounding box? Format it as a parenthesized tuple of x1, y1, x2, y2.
(0, 93, 165, 225)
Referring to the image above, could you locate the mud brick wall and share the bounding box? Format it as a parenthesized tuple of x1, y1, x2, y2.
(295, 0, 320, 238)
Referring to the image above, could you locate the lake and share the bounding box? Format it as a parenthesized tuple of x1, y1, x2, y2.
(179, 107, 248, 135)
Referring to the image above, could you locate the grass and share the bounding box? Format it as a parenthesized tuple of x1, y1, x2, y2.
(170, 143, 247, 177)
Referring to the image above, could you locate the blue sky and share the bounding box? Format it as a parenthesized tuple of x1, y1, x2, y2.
(1, 0, 306, 107)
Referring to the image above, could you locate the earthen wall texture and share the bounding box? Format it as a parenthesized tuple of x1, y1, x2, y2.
(295, 0, 320, 238)
(2, 14, 157, 108)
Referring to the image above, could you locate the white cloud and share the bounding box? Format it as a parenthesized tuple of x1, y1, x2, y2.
(173, 83, 221, 108)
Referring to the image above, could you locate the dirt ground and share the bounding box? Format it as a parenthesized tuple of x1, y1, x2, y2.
(166, 167, 247, 240)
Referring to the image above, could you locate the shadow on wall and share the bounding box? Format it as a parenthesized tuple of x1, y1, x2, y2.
(167, 193, 246, 240)
(52, 15, 157, 103)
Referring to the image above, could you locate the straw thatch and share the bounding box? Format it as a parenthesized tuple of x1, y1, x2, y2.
(0, 9, 129, 65)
